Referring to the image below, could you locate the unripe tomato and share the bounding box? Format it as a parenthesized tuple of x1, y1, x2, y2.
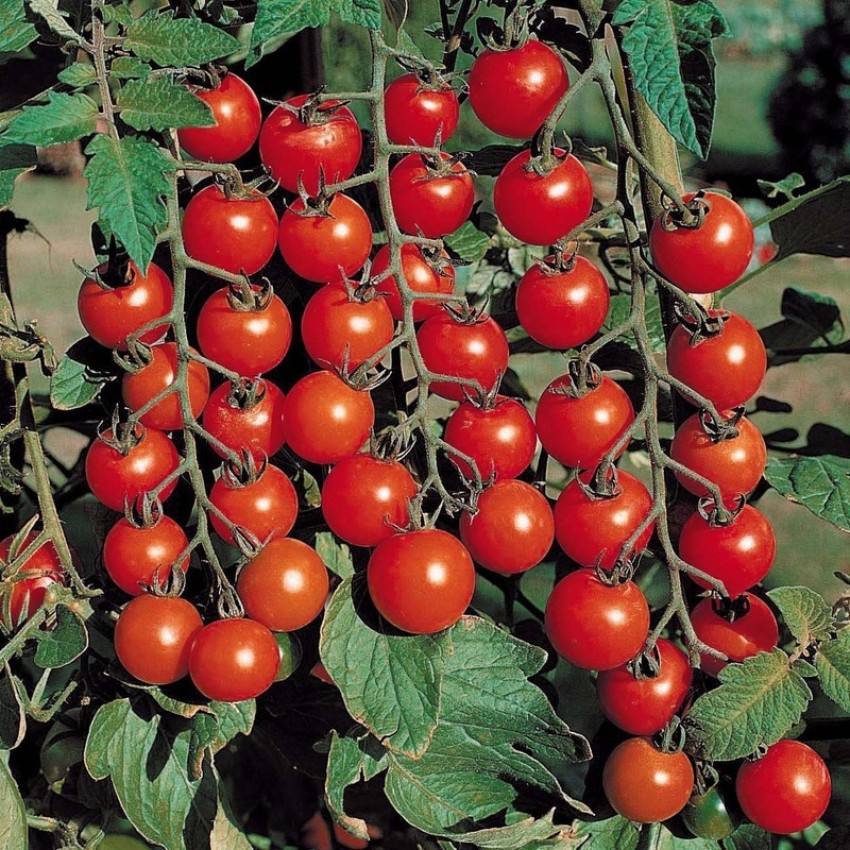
(385, 73, 460, 145)
(0, 532, 65, 624)
(372, 243, 456, 322)
(683, 787, 738, 840)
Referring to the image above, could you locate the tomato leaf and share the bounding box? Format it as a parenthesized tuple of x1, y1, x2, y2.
(0, 672, 26, 750)
(117, 77, 214, 132)
(188, 700, 255, 780)
(530, 7, 592, 72)
(766, 586, 834, 648)
(0, 91, 98, 147)
(0, 0, 37, 58)
(575, 815, 640, 850)
(603, 291, 665, 353)
(655, 825, 724, 849)
(720, 824, 771, 850)
(0, 754, 27, 850)
(50, 337, 116, 410)
(815, 629, 850, 714)
(445, 221, 490, 263)
(57, 62, 97, 87)
(314, 531, 354, 580)
(27, 0, 84, 46)
(111, 56, 151, 80)
(0, 143, 36, 208)
(124, 11, 241, 67)
(757, 172, 806, 203)
(34, 604, 89, 668)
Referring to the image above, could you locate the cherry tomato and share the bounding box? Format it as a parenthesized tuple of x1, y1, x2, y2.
(178, 73, 261, 164)
(385, 72, 460, 145)
(189, 617, 279, 701)
(259, 96, 362, 196)
(321, 454, 417, 547)
(371, 243, 456, 321)
(301, 282, 395, 369)
(545, 568, 649, 670)
(367, 529, 475, 634)
(114, 594, 203, 685)
(196, 286, 293, 377)
(122, 342, 210, 431)
(736, 740, 831, 835)
(494, 149, 593, 246)
(182, 185, 278, 276)
(274, 631, 302, 682)
(278, 193, 372, 283)
(390, 153, 474, 238)
(417, 310, 510, 401)
(237, 537, 329, 632)
(650, 193, 754, 293)
(283, 371, 374, 464)
(596, 639, 693, 735)
(468, 39, 569, 139)
(0, 533, 65, 624)
(77, 261, 172, 350)
(603, 737, 694, 823)
(683, 787, 738, 840)
(667, 311, 766, 412)
(102, 515, 190, 596)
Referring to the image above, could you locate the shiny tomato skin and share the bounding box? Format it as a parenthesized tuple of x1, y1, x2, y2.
(682, 787, 738, 840)
(321, 454, 418, 547)
(259, 96, 362, 196)
(603, 737, 695, 823)
(182, 185, 278, 276)
(545, 569, 649, 670)
(494, 149, 593, 246)
(114, 595, 203, 685)
(0, 533, 66, 624)
(596, 638, 693, 735)
(278, 193, 372, 283)
(196, 287, 293, 377)
(468, 40, 569, 139)
(390, 154, 475, 238)
(77, 261, 172, 350)
(735, 740, 831, 835)
(371, 243, 456, 321)
(189, 618, 279, 701)
(102, 516, 190, 596)
(367, 529, 475, 634)
(385, 73, 460, 145)
(460, 480, 554, 574)
(178, 73, 261, 164)
(237, 537, 329, 632)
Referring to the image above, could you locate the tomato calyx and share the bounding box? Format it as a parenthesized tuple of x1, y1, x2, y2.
(225, 278, 275, 313)
(576, 461, 623, 501)
(625, 641, 664, 682)
(710, 592, 752, 623)
(696, 494, 743, 528)
(549, 359, 601, 400)
(334, 354, 391, 393)
(370, 427, 416, 464)
(476, 5, 531, 51)
(655, 715, 688, 756)
(524, 140, 570, 177)
(537, 246, 580, 276)
(113, 337, 154, 375)
(222, 377, 268, 412)
(122, 492, 164, 530)
(673, 301, 730, 346)
(97, 413, 145, 457)
(417, 150, 474, 180)
(441, 300, 491, 328)
(1, 515, 41, 575)
(658, 189, 710, 232)
(271, 88, 353, 129)
(697, 407, 744, 444)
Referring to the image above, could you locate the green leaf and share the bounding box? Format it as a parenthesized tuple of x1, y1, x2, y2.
(445, 221, 490, 264)
(118, 77, 214, 132)
(0, 91, 98, 147)
(0, 143, 36, 207)
(0, 0, 37, 57)
(604, 291, 665, 353)
(0, 673, 26, 749)
(720, 824, 771, 850)
(655, 826, 724, 849)
(815, 629, 850, 714)
(757, 172, 805, 203)
(575, 816, 640, 850)
(314, 531, 354, 580)
(50, 337, 115, 410)
(764, 454, 850, 533)
(188, 700, 255, 779)
(684, 649, 812, 761)
(0, 755, 27, 850)
(84, 134, 173, 272)
(112, 56, 151, 80)
(766, 586, 834, 647)
(124, 11, 241, 67)
(57, 62, 97, 87)
(293, 466, 321, 507)
(34, 604, 88, 667)
(613, 0, 729, 159)
(27, 0, 84, 45)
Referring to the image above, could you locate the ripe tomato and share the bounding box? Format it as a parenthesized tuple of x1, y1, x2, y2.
(596, 639, 693, 735)
(283, 371, 374, 464)
(122, 342, 210, 431)
(679, 503, 776, 598)
(85, 426, 180, 511)
(182, 185, 278, 276)
(259, 96, 362, 196)
(237, 537, 329, 632)
(535, 374, 634, 470)
(736, 740, 831, 835)
(278, 193, 372, 283)
(603, 737, 694, 823)
(650, 193, 754, 293)
(690, 594, 779, 677)
(209, 463, 298, 546)
(493, 149, 593, 246)
(460, 480, 554, 574)
(189, 617, 279, 701)
(301, 282, 395, 369)
(367, 528, 475, 634)
(0, 533, 65, 624)
(469, 40, 568, 139)
(545, 569, 649, 669)
(77, 261, 172, 350)
(444, 395, 536, 482)
(102, 515, 190, 596)
(114, 594, 203, 685)
(390, 153, 474, 237)
(178, 73, 262, 164)
(321, 454, 418, 547)
(417, 310, 510, 401)
(196, 286, 292, 377)
(203, 379, 286, 462)
(553, 471, 654, 569)
(667, 311, 766, 412)
(385, 72, 460, 145)
(371, 243, 455, 321)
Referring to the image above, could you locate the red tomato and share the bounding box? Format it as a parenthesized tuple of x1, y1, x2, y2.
(371, 243, 456, 321)
(0, 533, 65, 624)
(596, 639, 693, 735)
(182, 185, 278, 276)
(494, 149, 593, 246)
(77, 261, 172, 350)
(367, 529, 475, 634)
(650, 193, 754, 293)
(321, 454, 417, 547)
(385, 72, 460, 145)
(390, 153, 474, 237)
(545, 568, 649, 669)
(178, 73, 261, 164)
(468, 40, 569, 138)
